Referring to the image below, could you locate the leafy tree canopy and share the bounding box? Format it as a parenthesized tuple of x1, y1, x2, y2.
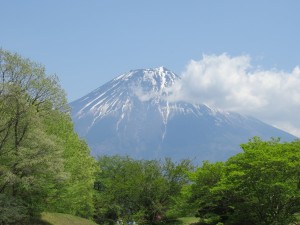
(94, 156, 193, 225)
(0, 49, 96, 224)
(181, 137, 300, 225)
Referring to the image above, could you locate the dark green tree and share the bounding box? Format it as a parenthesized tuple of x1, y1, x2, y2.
(177, 161, 229, 225)
(93, 156, 192, 225)
(93, 156, 142, 224)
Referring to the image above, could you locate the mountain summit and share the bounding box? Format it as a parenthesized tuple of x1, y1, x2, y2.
(70, 67, 296, 162)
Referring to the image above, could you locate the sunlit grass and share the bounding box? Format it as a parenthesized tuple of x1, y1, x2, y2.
(165, 217, 199, 225)
(39, 212, 97, 225)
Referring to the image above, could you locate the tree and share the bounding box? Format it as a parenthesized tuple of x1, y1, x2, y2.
(0, 193, 28, 224)
(177, 161, 230, 225)
(42, 111, 97, 219)
(182, 138, 300, 225)
(93, 156, 192, 225)
(0, 49, 67, 223)
(93, 156, 142, 224)
(223, 137, 300, 225)
(0, 49, 96, 223)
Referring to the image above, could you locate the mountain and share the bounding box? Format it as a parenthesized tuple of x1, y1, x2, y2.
(70, 67, 296, 162)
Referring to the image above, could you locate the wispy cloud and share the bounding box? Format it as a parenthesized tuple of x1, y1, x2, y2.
(134, 86, 160, 102)
(167, 54, 300, 137)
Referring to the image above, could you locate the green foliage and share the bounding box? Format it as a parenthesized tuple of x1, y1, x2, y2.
(93, 156, 193, 225)
(181, 137, 300, 225)
(177, 161, 229, 224)
(43, 111, 97, 218)
(0, 49, 67, 223)
(224, 137, 300, 225)
(0, 49, 96, 223)
(0, 194, 28, 224)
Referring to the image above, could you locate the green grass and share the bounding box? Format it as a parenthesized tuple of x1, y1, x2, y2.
(178, 217, 200, 224)
(29, 213, 199, 225)
(165, 217, 199, 225)
(38, 212, 98, 225)
(34, 214, 300, 225)
(36, 214, 199, 225)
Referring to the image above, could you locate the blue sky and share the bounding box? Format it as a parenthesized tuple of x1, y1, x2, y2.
(1, 1, 300, 136)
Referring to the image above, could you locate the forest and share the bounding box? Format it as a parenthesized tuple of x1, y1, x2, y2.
(0, 49, 299, 225)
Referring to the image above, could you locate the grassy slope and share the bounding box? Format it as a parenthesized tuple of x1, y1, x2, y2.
(38, 214, 300, 225)
(166, 217, 199, 225)
(39, 212, 98, 225)
(39, 213, 199, 225)
(178, 217, 199, 224)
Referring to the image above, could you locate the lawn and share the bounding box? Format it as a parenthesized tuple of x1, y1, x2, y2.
(178, 217, 199, 224)
(37, 212, 98, 225)
(35, 214, 300, 225)
(37, 214, 199, 225)
(165, 217, 199, 225)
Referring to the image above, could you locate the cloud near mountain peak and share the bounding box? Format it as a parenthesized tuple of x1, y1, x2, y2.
(167, 54, 300, 137)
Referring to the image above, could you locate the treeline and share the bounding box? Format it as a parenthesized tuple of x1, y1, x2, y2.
(93, 138, 300, 225)
(0, 49, 96, 224)
(176, 137, 300, 225)
(1, 50, 300, 225)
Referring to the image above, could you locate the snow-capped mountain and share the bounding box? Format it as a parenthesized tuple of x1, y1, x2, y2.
(70, 67, 296, 162)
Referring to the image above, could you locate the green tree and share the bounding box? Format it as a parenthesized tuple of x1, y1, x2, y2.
(182, 138, 300, 225)
(0, 49, 96, 223)
(43, 111, 97, 219)
(0, 49, 67, 223)
(93, 156, 192, 225)
(94, 156, 141, 224)
(223, 138, 300, 225)
(178, 161, 229, 225)
(0, 193, 28, 224)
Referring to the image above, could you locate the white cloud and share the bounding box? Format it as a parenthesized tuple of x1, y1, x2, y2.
(134, 86, 159, 101)
(167, 54, 300, 137)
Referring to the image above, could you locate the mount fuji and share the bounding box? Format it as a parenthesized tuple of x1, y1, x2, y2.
(70, 67, 296, 162)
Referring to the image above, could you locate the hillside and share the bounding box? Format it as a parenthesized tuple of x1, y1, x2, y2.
(38, 213, 98, 225)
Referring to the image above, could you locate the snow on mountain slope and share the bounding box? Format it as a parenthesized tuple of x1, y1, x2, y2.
(70, 67, 296, 162)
